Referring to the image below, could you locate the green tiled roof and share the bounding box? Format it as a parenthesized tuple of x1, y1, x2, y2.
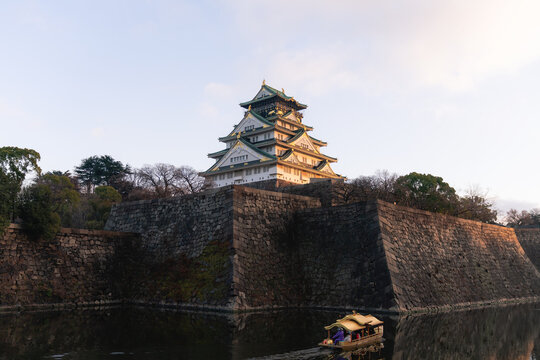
(287, 129, 305, 143)
(238, 137, 277, 160)
(240, 84, 308, 109)
(279, 149, 295, 161)
(315, 160, 330, 171)
(266, 114, 313, 131)
(204, 137, 277, 172)
(208, 149, 228, 158)
(201, 158, 277, 175)
(250, 110, 274, 126)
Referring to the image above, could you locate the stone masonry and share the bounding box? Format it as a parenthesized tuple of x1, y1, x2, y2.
(376, 201, 540, 312)
(2, 183, 540, 313)
(516, 228, 540, 272)
(0, 225, 137, 307)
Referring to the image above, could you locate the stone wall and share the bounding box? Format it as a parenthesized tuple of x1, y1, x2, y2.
(291, 202, 397, 310)
(105, 187, 236, 307)
(4, 182, 538, 313)
(377, 201, 540, 312)
(516, 228, 540, 272)
(104, 185, 540, 312)
(233, 196, 540, 312)
(278, 178, 351, 207)
(0, 225, 137, 307)
(230, 187, 321, 309)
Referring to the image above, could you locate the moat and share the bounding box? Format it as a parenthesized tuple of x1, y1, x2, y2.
(1, 304, 539, 359)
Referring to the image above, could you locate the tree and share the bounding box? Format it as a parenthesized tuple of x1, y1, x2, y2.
(348, 170, 398, 203)
(84, 186, 122, 230)
(35, 173, 80, 227)
(455, 187, 497, 223)
(0, 147, 41, 228)
(175, 166, 211, 194)
(136, 163, 182, 198)
(134, 164, 210, 199)
(506, 208, 540, 228)
(74, 155, 130, 193)
(393, 172, 459, 214)
(18, 184, 60, 241)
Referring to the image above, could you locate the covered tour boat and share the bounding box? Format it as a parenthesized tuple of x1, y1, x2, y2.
(319, 312, 384, 351)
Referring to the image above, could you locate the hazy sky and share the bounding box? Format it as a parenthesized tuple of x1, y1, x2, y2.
(1, 0, 539, 212)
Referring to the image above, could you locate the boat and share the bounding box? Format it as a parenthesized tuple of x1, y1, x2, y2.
(318, 311, 384, 351)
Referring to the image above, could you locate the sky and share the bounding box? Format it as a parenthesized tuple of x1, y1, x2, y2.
(1, 0, 539, 213)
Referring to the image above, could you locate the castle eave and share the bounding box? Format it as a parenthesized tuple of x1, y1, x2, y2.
(276, 140, 337, 162)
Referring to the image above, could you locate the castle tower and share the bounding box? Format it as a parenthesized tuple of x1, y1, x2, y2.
(201, 82, 344, 187)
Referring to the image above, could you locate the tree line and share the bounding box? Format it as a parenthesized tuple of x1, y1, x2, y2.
(0, 147, 210, 240)
(346, 170, 539, 226)
(1, 146, 538, 241)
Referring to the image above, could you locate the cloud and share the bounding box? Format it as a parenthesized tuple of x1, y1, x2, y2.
(91, 127, 105, 137)
(0, 98, 26, 118)
(203, 82, 234, 99)
(496, 198, 540, 214)
(392, 0, 540, 91)
(199, 102, 219, 118)
(266, 50, 358, 96)
(228, 0, 540, 92)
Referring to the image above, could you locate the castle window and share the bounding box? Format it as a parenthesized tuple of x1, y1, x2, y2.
(230, 155, 248, 163)
(227, 173, 233, 179)
(246, 169, 252, 175)
(245, 125, 254, 131)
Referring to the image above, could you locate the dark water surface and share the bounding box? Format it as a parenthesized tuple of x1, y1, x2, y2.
(1, 304, 539, 359)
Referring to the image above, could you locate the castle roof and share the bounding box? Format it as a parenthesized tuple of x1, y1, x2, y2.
(240, 83, 308, 110)
(203, 137, 276, 174)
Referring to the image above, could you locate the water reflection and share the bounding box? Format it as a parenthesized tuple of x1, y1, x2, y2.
(0, 304, 538, 359)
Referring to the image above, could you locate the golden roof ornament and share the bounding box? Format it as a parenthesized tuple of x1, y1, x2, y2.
(236, 132, 241, 139)
(282, 88, 285, 93)
(248, 104, 251, 111)
(262, 79, 266, 86)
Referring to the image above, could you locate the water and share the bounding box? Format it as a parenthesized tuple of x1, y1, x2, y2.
(0, 304, 539, 359)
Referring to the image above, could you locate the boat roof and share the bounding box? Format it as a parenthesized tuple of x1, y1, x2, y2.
(324, 313, 383, 331)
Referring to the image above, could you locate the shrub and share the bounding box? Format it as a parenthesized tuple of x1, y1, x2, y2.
(18, 184, 60, 241)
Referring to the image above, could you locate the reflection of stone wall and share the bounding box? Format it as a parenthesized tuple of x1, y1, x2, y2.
(1, 306, 538, 360)
(516, 228, 540, 272)
(392, 305, 540, 360)
(0, 225, 137, 306)
(0, 308, 234, 360)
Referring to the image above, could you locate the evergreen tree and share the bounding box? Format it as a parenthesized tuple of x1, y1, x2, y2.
(0, 147, 41, 229)
(74, 155, 130, 193)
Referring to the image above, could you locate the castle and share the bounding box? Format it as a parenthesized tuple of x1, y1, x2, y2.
(201, 81, 344, 187)
(1, 84, 539, 314)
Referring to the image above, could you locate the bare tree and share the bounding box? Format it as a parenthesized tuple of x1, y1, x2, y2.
(348, 170, 399, 203)
(134, 164, 211, 199)
(455, 186, 497, 223)
(506, 208, 540, 227)
(175, 166, 212, 194)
